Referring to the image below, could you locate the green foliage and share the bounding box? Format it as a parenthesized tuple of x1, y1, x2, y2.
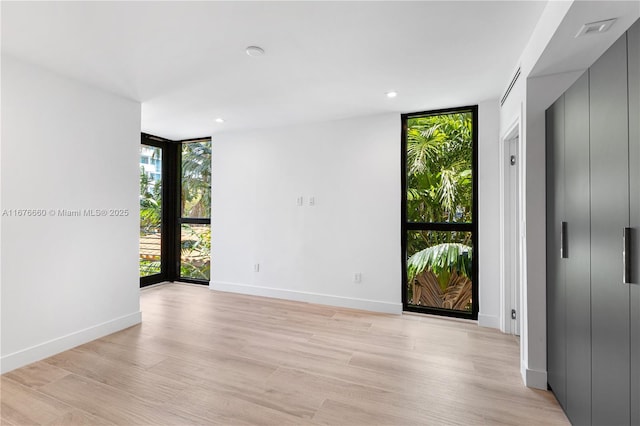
(140, 259, 161, 276)
(140, 168, 161, 233)
(407, 243, 472, 291)
(406, 113, 473, 227)
(182, 141, 211, 218)
(180, 224, 211, 280)
(180, 263, 210, 280)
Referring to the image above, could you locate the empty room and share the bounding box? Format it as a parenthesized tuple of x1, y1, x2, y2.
(1, 1, 639, 425)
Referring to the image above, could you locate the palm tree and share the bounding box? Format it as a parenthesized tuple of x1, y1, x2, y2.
(407, 243, 472, 310)
(406, 113, 472, 226)
(181, 140, 211, 218)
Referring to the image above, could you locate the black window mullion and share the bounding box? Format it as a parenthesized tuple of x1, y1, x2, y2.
(180, 218, 211, 225)
(165, 141, 180, 281)
(406, 222, 473, 232)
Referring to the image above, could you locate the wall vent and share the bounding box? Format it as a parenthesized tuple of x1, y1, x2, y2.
(501, 67, 521, 107)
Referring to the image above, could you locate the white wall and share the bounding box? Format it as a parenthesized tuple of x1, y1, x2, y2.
(499, 0, 577, 390)
(212, 105, 502, 320)
(211, 113, 402, 313)
(477, 99, 501, 328)
(0, 56, 141, 373)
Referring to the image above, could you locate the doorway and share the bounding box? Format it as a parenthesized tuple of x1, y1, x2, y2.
(501, 123, 521, 335)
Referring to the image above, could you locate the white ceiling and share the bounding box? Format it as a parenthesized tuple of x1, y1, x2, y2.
(2, 1, 548, 140)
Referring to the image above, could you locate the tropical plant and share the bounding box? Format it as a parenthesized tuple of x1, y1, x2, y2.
(406, 113, 472, 226)
(407, 242, 472, 310)
(407, 243, 472, 288)
(140, 259, 161, 276)
(180, 224, 211, 280)
(410, 269, 473, 311)
(140, 169, 162, 233)
(181, 141, 211, 218)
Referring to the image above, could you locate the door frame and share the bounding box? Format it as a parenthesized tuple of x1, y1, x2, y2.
(500, 118, 522, 335)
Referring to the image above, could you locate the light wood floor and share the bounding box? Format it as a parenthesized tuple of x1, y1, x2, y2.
(1, 283, 568, 425)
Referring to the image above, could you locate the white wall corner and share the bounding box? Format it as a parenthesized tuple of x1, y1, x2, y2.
(211, 281, 402, 315)
(1, 56, 141, 375)
(477, 99, 502, 328)
(477, 313, 501, 329)
(0, 311, 141, 374)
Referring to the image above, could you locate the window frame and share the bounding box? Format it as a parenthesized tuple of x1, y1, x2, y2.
(178, 137, 212, 284)
(140, 133, 211, 287)
(400, 105, 479, 320)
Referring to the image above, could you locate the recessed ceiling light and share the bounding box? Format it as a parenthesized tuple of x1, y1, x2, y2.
(215, 118, 225, 123)
(246, 46, 265, 57)
(575, 18, 616, 38)
(386, 91, 398, 98)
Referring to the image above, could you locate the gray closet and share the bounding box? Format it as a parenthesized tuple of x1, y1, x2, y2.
(546, 20, 640, 426)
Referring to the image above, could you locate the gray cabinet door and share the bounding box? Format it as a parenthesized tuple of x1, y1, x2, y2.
(546, 96, 566, 408)
(589, 35, 630, 425)
(563, 71, 591, 426)
(628, 19, 640, 426)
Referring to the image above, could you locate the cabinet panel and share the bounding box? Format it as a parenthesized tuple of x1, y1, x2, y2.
(563, 72, 591, 426)
(589, 35, 630, 425)
(628, 19, 640, 426)
(546, 96, 566, 408)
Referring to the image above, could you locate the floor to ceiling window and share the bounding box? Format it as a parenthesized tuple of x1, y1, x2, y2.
(401, 106, 478, 319)
(139, 134, 211, 287)
(179, 139, 212, 281)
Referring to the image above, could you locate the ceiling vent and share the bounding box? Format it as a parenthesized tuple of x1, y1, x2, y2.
(576, 18, 617, 38)
(501, 66, 521, 107)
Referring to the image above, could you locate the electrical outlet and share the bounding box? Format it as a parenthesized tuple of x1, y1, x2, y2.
(309, 196, 315, 206)
(353, 272, 362, 283)
(254, 263, 260, 272)
(296, 196, 304, 206)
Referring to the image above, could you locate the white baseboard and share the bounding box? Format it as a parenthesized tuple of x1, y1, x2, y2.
(210, 281, 402, 314)
(521, 363, 548, 390)
(477, 313, 500, 329)
(1, 311, 141, 374)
